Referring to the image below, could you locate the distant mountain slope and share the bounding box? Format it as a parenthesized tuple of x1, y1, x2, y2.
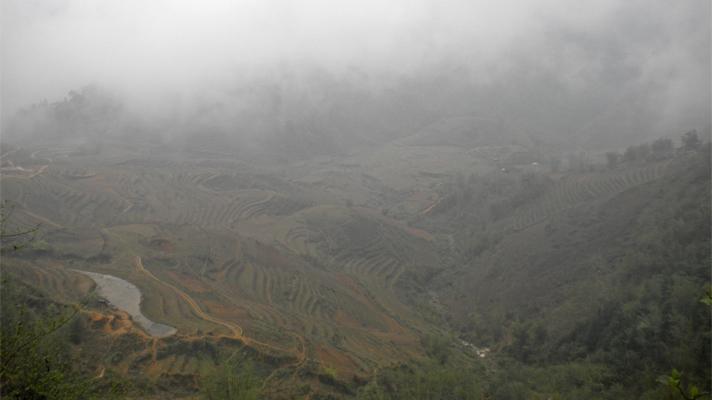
(436, 146, 710, 395)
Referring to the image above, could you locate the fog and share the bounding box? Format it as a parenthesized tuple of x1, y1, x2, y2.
(2, 0, 710, 150)
(1, 3, 710, 397)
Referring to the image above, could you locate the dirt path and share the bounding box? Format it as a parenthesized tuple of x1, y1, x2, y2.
(1, 164, 48, 180)
(21, 209, 63, 229)
(421, 196, 441, 215)
(27, 165, 48, 178)
(260, 332, 309, 391)
(134, 256, 244, 337)
(1, 148, 19, 159)
(133, 255, 307, 364)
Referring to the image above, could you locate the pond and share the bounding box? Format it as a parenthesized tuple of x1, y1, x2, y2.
(76, 270, 177, 338)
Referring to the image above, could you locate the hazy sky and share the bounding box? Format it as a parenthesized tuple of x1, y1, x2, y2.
(1, 0, 709, 130)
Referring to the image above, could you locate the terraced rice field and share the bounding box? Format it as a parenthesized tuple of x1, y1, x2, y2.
(0, 143, 465, 382)
(498, 159, 681, 233)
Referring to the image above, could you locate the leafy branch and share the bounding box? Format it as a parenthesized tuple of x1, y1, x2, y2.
(0, 304, 80, 380)
(660, 369, 710, 400)
(658, 287, 712, 400)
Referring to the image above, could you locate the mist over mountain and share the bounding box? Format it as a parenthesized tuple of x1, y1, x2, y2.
(0, 1, 709, 399)
(3, 0, 710, 153)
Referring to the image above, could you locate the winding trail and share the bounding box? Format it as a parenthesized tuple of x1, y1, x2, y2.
(1, 164, 48, 180)
(420, 196, 441, 215)
(21, 209, 63, 229)
(27, 165, 48, 179)
(134, 256, 243, 337)
(133, 256, 308, 368)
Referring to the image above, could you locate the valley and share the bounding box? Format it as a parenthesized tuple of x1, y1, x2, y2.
(1, 135, 498, 397)
(2, 2, 709, 398)
(2, 131, 708, 399)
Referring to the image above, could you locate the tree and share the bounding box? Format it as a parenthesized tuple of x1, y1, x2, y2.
(510, 324, 531, 362)
(623, 146, 637, 162)
(0, 203, 99, 399)
(682, 130, 701, 151)
(0, 283, 91, 399)
(201, 358, 261, 400)
(623, 143, 652, 162)
(356, 363, 483, 400)
(68, 315, 86, 345)
(567, 152, 587, 172)
(656, 288, 712, 399)
(651, 138, 674, 160)
(605, 152, 620, 169)
(661, 369, 710, 400)
(637, 143, 652, 161)
(421, 334, 452, 365)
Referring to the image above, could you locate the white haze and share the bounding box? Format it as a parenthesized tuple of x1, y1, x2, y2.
(1, 0, 710, 146)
